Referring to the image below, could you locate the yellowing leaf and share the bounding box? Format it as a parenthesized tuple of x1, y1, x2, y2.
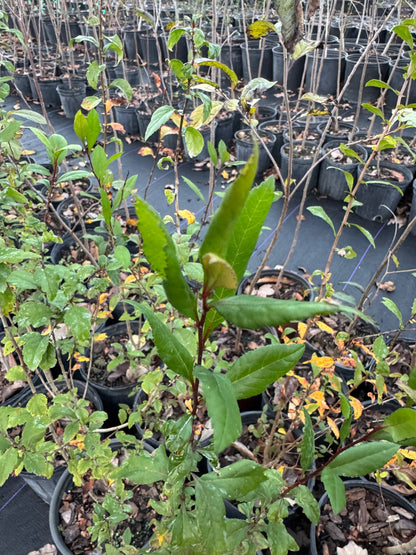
(108, 122, 126, 133)
(126, 218, 137, 226)
(170, 112, 183, 127)
(98, 293, 109, 305)
(105, 98, 119, 113)
(221, 170, 229, 179)
(76, 355, 90, 362)
(327, 416, 340, 439)
(399, 449, 416, 460)
(125, 275, 137, 284)
(308, 390, 325, 403)
(247, 20, 277, 39)
(298, 322, 307, 340)
(22, 149, 36, 155)
(138, 146, 155, 157)
(316, 321, 334, 334)
(184, 399, 193, 412)
(94, 333, 107, 342)
(41, 326, 51, 336)
(349, 396, 363, 419)
(294, 375, 309, 389)
(177, 209, 195, 225)
(307, 354, 335, 369)
(97, 310, 112, 318)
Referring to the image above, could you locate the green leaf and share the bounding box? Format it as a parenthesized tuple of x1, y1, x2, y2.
(227, 343, 304, 400)
(365, 79, 394, 91)
(0, 447, 18, 486)
(393, 23, 414, 50)
(307, 206, 335, 236)
(293, 485, 320, 525)
(182, 176, 205, 202)
(321, 469, 346, 515)
(0, 119, 21, 142)
(17, 301, 53, 328)
(195, 366, 241, 453)
(207, 141, 218, 165)
(64, 305, 91, 341)
(213, 296, 340, 329)
(381, 297, 403, 328)
(301, 409, 315, 472)
(22, 452, 50, 476)
(86, 61, 105, 90)
(135, 197, 197, 319)
(138, 303, 194, 382)
(56, 170, 91, 182)
(382, 409, 416, 443)
(109, 78, 133, 101)
(22, 332, 49, 370)
(92, 144, 108, 183)
(11, 109, 46, 125)
(268, 521, 299, 555)
(240, 78, 276, 111)
(200, 459, 266, 498)
(199, 142, 258, 261)
(351, 224, 375, 248)
(5, 366, 26, 382)
(194, 478, 227, 553)
(81, 96, 101, 111)
(74, 110, 88, 145)
(202, 253, 238, 291)
(111, 446, 170, 484)
(145, 105, 174, 142)
(86, 110, 101, 151)
(293, 38, 318, 60)
(113, 245, 131, 270)
(361, 103, 386, 120)
(168, 28, 186, 51)
(226, 178, 275, 283)
(194, 58, 238, 88)
(184, 126, 204, 157)
(327, 441, 399, 477)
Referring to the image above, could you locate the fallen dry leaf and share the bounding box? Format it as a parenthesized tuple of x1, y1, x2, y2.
(376, 281, 396, 292)
(27, 545, 57, 555)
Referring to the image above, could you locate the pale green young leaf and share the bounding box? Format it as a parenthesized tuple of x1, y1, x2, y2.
(202, 253, 238, 291)
(182, 176, 205, 202)
(307, 206, 335, 236)
(184, 126, 204, 157)
(22, 332, 49, 370)
(350, 224, 375, 247)
(64, 305, 91, 341)
(145, 106, 174, 141)
(109, 78, 133, 101)
(381, 297, 403, 327)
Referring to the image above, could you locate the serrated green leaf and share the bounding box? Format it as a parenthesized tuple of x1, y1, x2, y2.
(382, 409, 416, 443)
(12, 109, 47, 125)
(307, 206, 335, 236)
(0, 119, 21, 142)
(17, 301, 53, 328)
(213, 295, 340, 329)
(0, 248, 40, 263)
(327, 441, 399, 477)
(301, 409, 315, 472)
(114, 245, 131, 270)
(5, 366, 26, 382)
(64, 305, 91, 341)
(293, 485, 320, 525)
(138, 303, 194, 381)
(268, 521, 299, 555)
(111, 446, 170, 483)
(22, 332, 49, 370)
(200, 459, 266, 498)
(195, 366, 241, 453)
(227, 343, 304, 400)
(200, 142, 258, 262)
(321, 468, 346, 514)
(0, 447, 18, 486)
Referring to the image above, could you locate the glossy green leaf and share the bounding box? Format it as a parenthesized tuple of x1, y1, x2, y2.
(168, 28, 186, 51)
(393, 23, 414, 50)
(11, 109, 46, 125)
(194, 478, 227, 553)
(268, 521, 299, 554)
(184, 126, 204, 157)
(22, 332, 49, 370)
(86, 110, 101, 151)
(202, 253, 238, 291)
(64, 305, 91, 341)
(113, 245, 131, 270)
(92, 145, 108, 183)
(74, 110, 88, 144)
(200, 459, 266, 498)
(326, 441, 399, 477)
(350, 224, 375, 248)
(195, 366, 241, 453)
(200, 142, 258, 261)
(86, 61, 105, 89)
(227, 343, 304, 400)
(301, 409, 315, 472)
(321, 468, 346, 515)
(365, 79, 394, 91)
(99, 188, 112, 228)
(56, 170, 91, 183)
(361, 103, 385, 120)
(145, 105, 174, 142)
(138, 302, 194, 381)
(307, 206, 335, 236)
(111, 446, 170, 484)
(17, 301, 53, 328)
(212, 295, 339, 329)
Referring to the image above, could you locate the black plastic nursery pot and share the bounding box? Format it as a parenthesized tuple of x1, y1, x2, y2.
(304, 49, 346, 97)
(310, 480, 416, 554)
(258, 118, 286, 165)
(235, 129, 276, 175)
(220, 40, 244, 80)
(56, 84, 86, 119)
(272, 44, 305, 92)
(409, 179, 416, 236)
(354, 161, 413, 222)
(49, 439, 154, 554)
(342, 53, 390, 104)
(240, 40, 274, 82)
(385, 58, 416, 109)
(316, 121, 358, 145)
(17, 380, 104, 505)
(318, 141, 368, 201)
(280, 140, 323, 195)
(113, 104, 140, 135)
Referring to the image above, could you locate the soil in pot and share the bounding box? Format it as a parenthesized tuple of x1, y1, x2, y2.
(56, 194, 101, 232)
(280, 140, 322, 194)
(313, 483, 416, 554)
(238, 268, 314, 301)
(235, 129, 275, 175)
